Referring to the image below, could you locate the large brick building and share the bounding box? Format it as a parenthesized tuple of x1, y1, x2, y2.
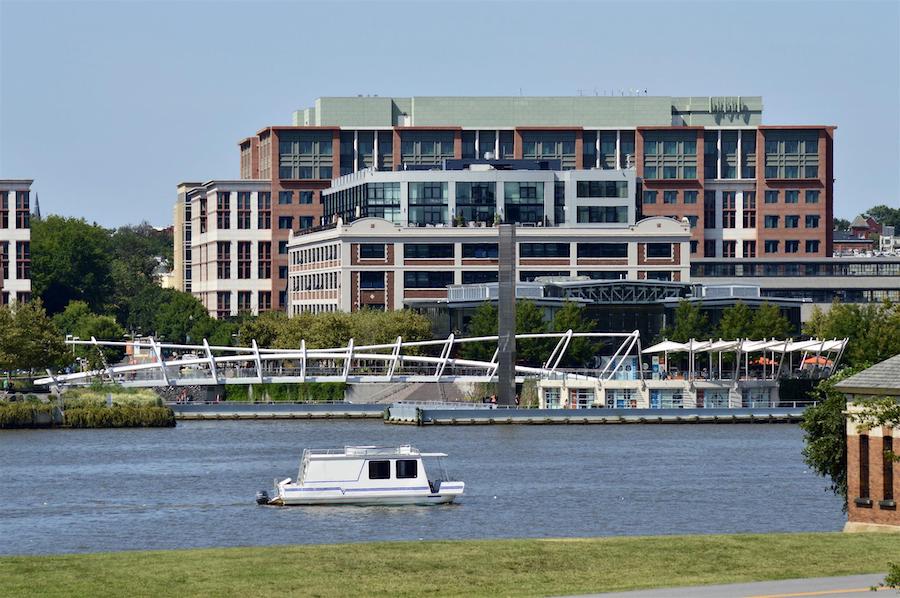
(175, 96, 835, 317)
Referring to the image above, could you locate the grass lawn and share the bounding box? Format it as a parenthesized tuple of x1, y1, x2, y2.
(1, 533, 898, 597)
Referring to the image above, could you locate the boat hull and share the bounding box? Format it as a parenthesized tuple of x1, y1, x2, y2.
(269, 483, 465, 506)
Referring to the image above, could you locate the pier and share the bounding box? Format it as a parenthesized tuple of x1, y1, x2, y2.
(172, 402, 385, 420)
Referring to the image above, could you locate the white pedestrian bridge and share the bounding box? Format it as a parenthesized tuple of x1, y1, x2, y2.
(36, 331, 643, 389)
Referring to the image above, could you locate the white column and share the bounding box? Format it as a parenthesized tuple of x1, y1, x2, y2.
(595, 131, 601, 168)
(494, 132, 500, 159)
(717, 130, 722, 180)
(353, 130, 359, 172)
(373, 130, 379, 170)
(475, 130, 480, 158)
(615, 130, 621, 170)
(737, 129, 743, 179)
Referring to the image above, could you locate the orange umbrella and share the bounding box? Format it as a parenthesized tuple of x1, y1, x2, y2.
(751, 356, 777, 366)
(803, 356, 833, 366)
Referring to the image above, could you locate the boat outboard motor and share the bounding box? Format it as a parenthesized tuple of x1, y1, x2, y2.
(256, 490, 270, 505)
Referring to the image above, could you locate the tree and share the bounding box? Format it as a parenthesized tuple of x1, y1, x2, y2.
(749, 302, 793, 339)
(662, 300, 711, 342)
(239, 311, 289, 348)
(0, 300, 67, 372)
(804, 302, 900, 369)
(833, 218, 851, 232)
(866, 205, 900, 229)
(716, 302, 754, 339)
(460, 303, 498, 361)
(799, 367, 865, 510)
(52, 301, 125, 369)
(152, 289, 213, 343)
(30, 216, 115, 314)
(548, 301, 601, 367)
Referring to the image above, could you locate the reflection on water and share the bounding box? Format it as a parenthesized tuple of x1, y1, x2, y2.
(0, 421, 842, 555)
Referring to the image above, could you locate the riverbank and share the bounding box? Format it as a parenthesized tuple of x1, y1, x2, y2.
(0, 387, 175, 428)
(0, 533, 896, 597)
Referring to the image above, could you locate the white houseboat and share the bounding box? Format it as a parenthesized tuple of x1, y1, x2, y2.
(258, 445, 465, 506)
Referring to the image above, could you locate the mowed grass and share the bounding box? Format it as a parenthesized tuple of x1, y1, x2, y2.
(1, 533, 898, 598)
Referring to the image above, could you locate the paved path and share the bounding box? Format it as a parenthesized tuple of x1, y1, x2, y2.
(574, 573, 890, 598)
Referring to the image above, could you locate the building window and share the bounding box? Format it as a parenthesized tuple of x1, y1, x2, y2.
(216, 192, 230, 229)
(765, 190, 779, 204)
(577, 243, 627, 258)
(722, 191, 736, 228)
(216, 291, 231, 318)
(764, 215, 780, 229)
(15, 191, 29, 229)
(785, 240, 799, 253)
(359, 244, 385, 259)
(520, 243, 570, 258)
(521, 131, 577, 169)
(743, 240, 756, 258)
(642, 190, 657, 204)
(360, 271, 385, 289)
(15, 241, 29, 280)
(278, 191, 293, 205)
(721, 130, 738, 178)
(278, 216, 293, 230)
(764, 240, 779, 253)
(764, 131, 819, 179)
(278, 241, 288, 255)
(704, 240, 717, 257)
(278, 265, 288, 279)
(685, 215, 698, 228)
(237, 241, 251, 279)
(408, 182, 449, 226)
(576, 181, 628, 198)
(554, 182, 565, 225)
(722, 240, 736, 258)
(217, 241, 231, 279)
(703, 191, 716, 229)
(299, 216, 314, 229)
(663, 190, 677, 204)
(400, 131, 455, 166)
(859, 434, 870, 501)
(703, 131, 718, 179)
(742, 131, 756, 178)
(404, 271, 454, 289)
(785, 215, 800, 228)
(503, 182, 544, 225)
(520, 270, 568, 282)
(299, 191, 314, 204)
(237, 291, 252, 314)
(743, 191, 757, 228)
(404, 244, 453, 259)
(0, 191, 7, 229)
(462, 271, 499, 284)
(237, 192, 251, 229)
(279, 290, 286, 308)
(646, 271, 673, 281)
(643, 131, 698, 180)
(462, 243, 498, 259)
(646, 243, 672, 259)
(257, 192, 271, 229)
(805, 215, 820, 229)
(577, 206, 628, 224)
(258, 242, 271, 278)
(884, 436, 894, 502)
(1, 241, 9, 280)
(805, 190, 820, 204)
(785, 190, 799, 204)
(258, 291, 272, 312)
(690, 240, 698, 254)
(684, 190, 698, 204)
(805, 240, 820, 253)
(456, 182, 496, 225)
(278, 131, 334, 179)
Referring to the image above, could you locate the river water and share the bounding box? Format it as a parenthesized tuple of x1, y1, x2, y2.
(0, 421, 843, 555)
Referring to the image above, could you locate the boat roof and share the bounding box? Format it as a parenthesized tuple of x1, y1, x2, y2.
(303, 445, 448, 460)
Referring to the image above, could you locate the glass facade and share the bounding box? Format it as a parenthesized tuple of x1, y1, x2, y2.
(408, 182, 449, 226)
(456, 182, 496, 224)
(503, 182, 544, 225)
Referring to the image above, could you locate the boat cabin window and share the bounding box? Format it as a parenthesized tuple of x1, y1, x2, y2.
(396, 459, 418, 479)
(368, 460, 391, 480)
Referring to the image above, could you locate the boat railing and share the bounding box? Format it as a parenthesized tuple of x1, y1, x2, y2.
(303, 445, 420, 457)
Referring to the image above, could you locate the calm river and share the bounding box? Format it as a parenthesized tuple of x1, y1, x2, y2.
(0, 421, 843, 555)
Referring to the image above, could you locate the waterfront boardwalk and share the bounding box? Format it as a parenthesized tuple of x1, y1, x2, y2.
(169, 401, 809, 424)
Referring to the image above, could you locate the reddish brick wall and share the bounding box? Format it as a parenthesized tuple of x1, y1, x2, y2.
(847, 430, 899, 527)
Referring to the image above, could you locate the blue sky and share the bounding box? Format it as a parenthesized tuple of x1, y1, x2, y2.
(1, 0, 898, 226)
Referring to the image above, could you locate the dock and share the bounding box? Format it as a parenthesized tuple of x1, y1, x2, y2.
(171, 402, 385, 420)
(385, 404, 808, 425)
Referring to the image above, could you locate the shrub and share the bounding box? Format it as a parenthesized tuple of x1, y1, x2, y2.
(63, 405, 175, 428)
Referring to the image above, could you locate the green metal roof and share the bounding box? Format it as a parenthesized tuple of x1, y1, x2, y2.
(291, 95, 764, 128)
